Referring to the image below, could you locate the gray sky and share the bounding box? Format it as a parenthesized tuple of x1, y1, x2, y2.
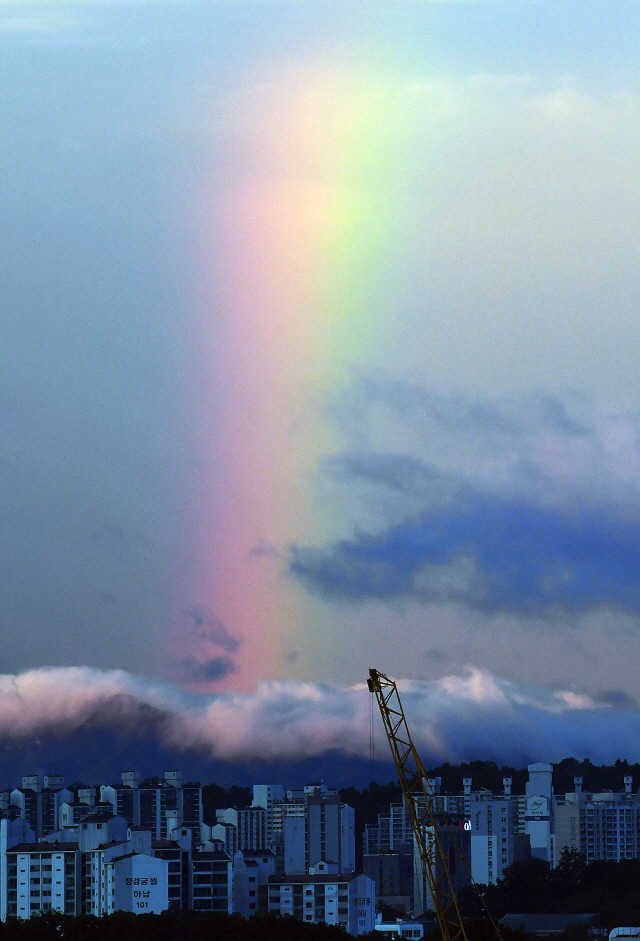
(3, 1, 640, 762)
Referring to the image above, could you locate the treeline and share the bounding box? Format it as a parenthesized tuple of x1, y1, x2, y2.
(202, 784, 252, 825)
(459, 851, 640, 929)
(199, 761, 640, 870)
(419, 757, 640, 796)
(0, 910, 361, 941)
(339, 782, 401, 869)
(201, 759, 640, 829)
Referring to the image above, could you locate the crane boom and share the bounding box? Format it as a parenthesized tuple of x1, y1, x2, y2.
(367, 668, 469, 941)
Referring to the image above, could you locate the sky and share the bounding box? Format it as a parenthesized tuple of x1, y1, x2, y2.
(3, 0, 640, 773)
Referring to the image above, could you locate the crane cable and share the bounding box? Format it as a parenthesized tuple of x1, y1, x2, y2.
(369, 686, 375, 785)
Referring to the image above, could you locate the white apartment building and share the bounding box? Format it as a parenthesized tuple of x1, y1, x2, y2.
(251, 785, 285, 845)
(268, 863, 375, 935)
(470, 797, 529, 885)
(526, 763, 554, 863)
(1, 812, 232, 920)
(7, 844, 79, 918)
(231, 849, 276, 916)
(100, 771, 202, 842)
(283, 793, 355, 875)
(553, 776, 640, 865)
(105, 852, 168, 914)
(584, 796, 640, 863)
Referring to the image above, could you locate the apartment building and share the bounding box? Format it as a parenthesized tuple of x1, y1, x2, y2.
(251, 785, 285, 845)
(231, 849, 276, 917)
(470, 797, 529, 885)
(0, 785, 232, 923)
(100, 771, 202, 843)
(236, 806, 267, 851)
(282, 792, 355, 875)
(267, 861, 375, 935)
(363, 842, 413, 913)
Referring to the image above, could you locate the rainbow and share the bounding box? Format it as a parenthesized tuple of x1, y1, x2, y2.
(186, 59, 428, 689)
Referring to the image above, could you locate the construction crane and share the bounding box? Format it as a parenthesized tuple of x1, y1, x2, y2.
(367, 668, 470, 941)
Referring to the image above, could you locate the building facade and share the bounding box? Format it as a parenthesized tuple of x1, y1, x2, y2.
(267, 864, 375, 935)
(470, 797, 529, 885)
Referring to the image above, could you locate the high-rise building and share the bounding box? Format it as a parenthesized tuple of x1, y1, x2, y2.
(414, 824, 471, 916)
(525, 763, 554, 863)
(251, 785, 285, 845)
(363, 841, 413, 913)
(283, 792, 355, 875)
(237, 807, 267, 851)
(470, 797, 529, 885)
(584, 795, 640, 863)
(232, 849, 276, 917)
(100, 772, 202, 844)
(10, 778, 73, 839)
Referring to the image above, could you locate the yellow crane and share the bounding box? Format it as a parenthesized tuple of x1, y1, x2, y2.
(367, 667, 470, 941)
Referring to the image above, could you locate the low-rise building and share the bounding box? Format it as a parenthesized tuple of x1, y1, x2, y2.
(7, 844, 80, 919)
(374, 914, 424, 939)
(267, 862, 375, 935)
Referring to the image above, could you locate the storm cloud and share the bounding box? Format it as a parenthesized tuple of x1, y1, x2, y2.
(2, 665, 640, 767)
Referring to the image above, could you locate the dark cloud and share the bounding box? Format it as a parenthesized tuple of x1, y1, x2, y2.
(178, 656, 236, 683)
(289, 494, 640, 615)
(595, 690, 638, 709)
(183, 607, 241, 653)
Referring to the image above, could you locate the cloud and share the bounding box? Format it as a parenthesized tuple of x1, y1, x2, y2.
(296, 385, 640, 619)
(183, 607, 241, 654)
(594, 690, 637, 709)
(324, 383, 636, 517)
(248, 539, 281, 561)
(290, 495, 640, 615)
(325, 452, 448, 498)
(178, 656, 237, 683)
(2, 665, 640, 766)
